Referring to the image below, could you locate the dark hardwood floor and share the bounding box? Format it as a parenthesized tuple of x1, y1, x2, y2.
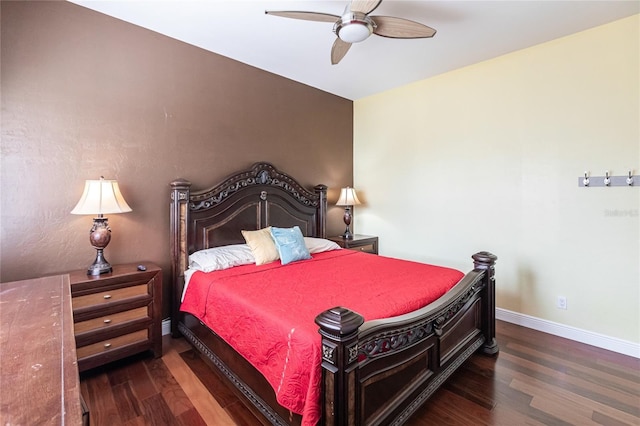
(80, 320, 640, 425)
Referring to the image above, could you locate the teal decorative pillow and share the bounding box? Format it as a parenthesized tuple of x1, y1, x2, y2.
(270, 226, 312, 265)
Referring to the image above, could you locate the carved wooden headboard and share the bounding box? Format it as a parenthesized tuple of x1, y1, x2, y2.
(169, 162, 327, 325)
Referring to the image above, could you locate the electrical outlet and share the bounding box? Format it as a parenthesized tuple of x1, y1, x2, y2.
(557, 296, 567, 310)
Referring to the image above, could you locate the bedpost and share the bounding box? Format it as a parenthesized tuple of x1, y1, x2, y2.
(315, 184, 327, 238)
(472, 251, 499, 355)
(315, 307, 364, 426)
(170, 178, 191, 337)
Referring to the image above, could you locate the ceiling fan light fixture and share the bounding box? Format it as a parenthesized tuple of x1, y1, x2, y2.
(268, 1, 436, 65)
(335, 13, 374, 43)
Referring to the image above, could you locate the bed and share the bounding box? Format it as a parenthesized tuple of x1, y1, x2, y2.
(169, 162, 498, 425)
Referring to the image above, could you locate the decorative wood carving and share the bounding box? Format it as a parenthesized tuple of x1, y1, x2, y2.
(434, 279, 482, 336)
(189, 163, 321, 211)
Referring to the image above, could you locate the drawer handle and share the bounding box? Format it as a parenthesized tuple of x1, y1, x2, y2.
(103, 319, 112, 324)
(103, 294, 112, 299)
(104, 343, 112, 349)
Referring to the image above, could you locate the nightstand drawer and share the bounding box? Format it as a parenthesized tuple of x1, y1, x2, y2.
(328, 235, 379, 255)
(352, 243, 376, 254)
(76, 329, 148, 359)
(72, 284, 148, 309)
(74, 306, 149, 334)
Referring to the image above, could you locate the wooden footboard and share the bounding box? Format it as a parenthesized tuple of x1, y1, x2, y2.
(315, 251, 497, 425)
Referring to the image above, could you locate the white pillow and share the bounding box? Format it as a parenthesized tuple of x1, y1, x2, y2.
(303, 237, 341, 254)
(188, 244, 255, 272)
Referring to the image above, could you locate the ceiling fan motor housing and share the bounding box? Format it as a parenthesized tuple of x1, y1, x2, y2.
(334, 12, 376, 43)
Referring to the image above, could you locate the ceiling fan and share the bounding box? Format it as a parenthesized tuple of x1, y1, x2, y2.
(265, 0, 436, 65)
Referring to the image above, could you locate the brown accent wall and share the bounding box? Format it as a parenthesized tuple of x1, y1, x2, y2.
(0, 1, 353, 317)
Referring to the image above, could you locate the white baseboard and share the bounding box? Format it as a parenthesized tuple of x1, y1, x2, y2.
(162, 318, 171, 336)
(496, 308, 639, 359)
(163, 312, 640, 359)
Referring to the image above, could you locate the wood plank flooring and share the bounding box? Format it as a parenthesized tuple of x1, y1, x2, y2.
(80, 321, 640, 425)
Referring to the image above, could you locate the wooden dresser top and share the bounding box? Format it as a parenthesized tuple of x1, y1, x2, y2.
(0, 274, 83, 425)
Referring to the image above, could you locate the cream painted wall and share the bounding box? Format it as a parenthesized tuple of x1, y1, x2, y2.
(354, 15, 639, 344)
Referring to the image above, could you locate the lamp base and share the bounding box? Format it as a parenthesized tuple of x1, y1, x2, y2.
(87, 217, 113, 276)
(342, 227, 354, 240)
(342, 206, 354, 239)
(87, 248, 112, 276)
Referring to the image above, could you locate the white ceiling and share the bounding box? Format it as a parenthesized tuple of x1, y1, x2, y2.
(69, 1, 639, 100)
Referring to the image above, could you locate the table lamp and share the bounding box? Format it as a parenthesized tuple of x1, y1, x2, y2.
(336, 186, 361, 239)
(71, 177, 132, 275)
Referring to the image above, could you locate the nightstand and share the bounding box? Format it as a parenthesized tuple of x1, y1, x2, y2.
(69, 263, 162, 372)
(328, 234, 378, 254)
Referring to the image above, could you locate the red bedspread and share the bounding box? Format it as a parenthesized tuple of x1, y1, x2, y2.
(180, 249, 464, 425)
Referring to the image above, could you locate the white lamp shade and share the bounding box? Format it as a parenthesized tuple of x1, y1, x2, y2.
(336, 187, 361, 206)
(71, 178, 132, 215)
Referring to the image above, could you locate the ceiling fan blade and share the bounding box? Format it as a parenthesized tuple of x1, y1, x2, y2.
(331, 38, 352, 65)
(372, 16, 436, 38)
(350, 0, 383, 15)
(265, 10, 339, 23)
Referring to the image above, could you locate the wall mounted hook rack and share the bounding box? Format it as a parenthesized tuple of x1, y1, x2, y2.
(578, 171, 638, 187)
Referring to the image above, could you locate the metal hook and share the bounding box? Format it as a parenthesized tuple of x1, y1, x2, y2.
(604, 171, 611, 186)
(628, 171, 634, 186)
(583, 171, 589, 187)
